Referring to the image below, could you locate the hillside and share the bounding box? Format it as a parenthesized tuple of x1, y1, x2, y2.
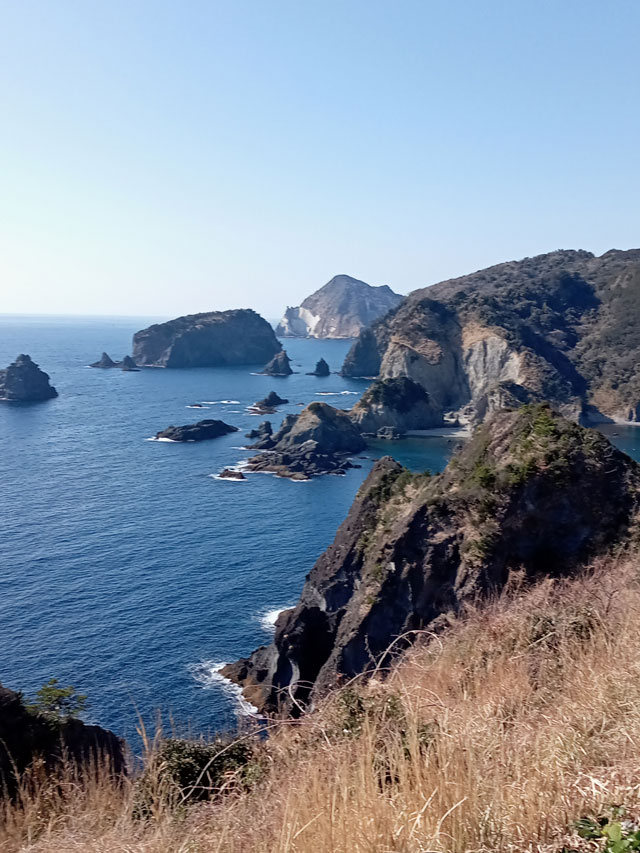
(276, 275, 403, 339)
(343, 249, 640, 425)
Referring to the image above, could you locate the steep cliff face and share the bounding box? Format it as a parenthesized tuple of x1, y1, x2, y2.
(223, 406, 640, 714)
(342, 249, 640, 424)
(131, 309, 281, 368)
(0, 354, 58, 401)
(276, 275, 403, 339)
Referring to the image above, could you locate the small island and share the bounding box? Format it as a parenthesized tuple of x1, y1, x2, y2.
(0, 354, 58, 402)
(154, 419, 239, 442)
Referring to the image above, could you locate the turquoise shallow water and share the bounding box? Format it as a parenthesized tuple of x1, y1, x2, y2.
(0, 316, 458, 744)
(2, 315, 639, 746)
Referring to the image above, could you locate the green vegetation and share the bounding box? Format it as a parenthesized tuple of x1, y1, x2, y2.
(360, 376, 430, 413)
(27, 678, 88, 721)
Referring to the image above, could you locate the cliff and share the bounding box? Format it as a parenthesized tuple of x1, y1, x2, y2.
(342, 249, 640, 425)
(223, 405, 640, 714)
(131, 309, 281, 368)
(0, 354, 58, 402)
(0, 685, 124, 798)
(276, 275, 403, 339)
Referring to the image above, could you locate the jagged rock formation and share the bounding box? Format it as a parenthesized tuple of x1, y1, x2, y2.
(0, 685, 124, 798)
(342, 249, 640, 425)
(247, 401, 366, 479)
(154, 420, 239, 442)
(350, 376, 443, 433)
(90, 352, 118, 368)
(307, 358, 330, 376)
(131, 309, 281, 368)
(0, 354, 58, 402)
(245, 421, 273, 441)
(260, 350, 293, 376)
(219, 469, 246, 480)
(250, 391, 289, 414)
(277, 275, 403, 339)
(121, 355, 139, 371)
(223, 405, 640, 714)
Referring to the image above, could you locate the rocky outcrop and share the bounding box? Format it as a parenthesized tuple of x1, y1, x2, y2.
(277, 275, 403, 339)
(307, 358, 330, 376)
(0, 685, 124, 798)
(350, 376, 443, 433)
(219, 469, 246, 480)
(245, 421, 273, 441)
(121, 355, 139, 371)
(131, 309, 281, 368)
(0, 354, 58, 402)
(260, 351, 293, 376)
(90, 352, 118, 368)
(341, 249, 640, 425)
(247, 402, 366, 479)
(250, 391, 289, 414)
(224, 405, 640, 714)
(154, 420, 239, 442)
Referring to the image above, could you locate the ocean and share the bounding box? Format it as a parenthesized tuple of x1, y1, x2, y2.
(0, 315, 460, 746)
(2, 315, 638, 747)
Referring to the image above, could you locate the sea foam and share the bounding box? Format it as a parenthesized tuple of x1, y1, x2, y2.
(187, 660, 259, 716)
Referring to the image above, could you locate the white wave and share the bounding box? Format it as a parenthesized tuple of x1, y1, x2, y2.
(257, 607, 292, 632)
(209, 473, 247, 482)
(146, 436, 177, 442)
(186, 405, 210, 409)
(201, 401, 219, 404)
(316, 390, 360, 396)
(221, 400, 240, 404)
(187, 661, 259, 716)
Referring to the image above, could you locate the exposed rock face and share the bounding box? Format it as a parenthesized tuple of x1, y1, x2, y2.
(154, 420, 239, 442)
(250, 391, 289, 413)
(90, 352, 118, 368)
(223, 405, 640, 714)
(132, 309, 281, 368)
(350, 376, 443, 433)
(260, 350, 293, 376)
(277, 275, 403, 339)
(341, 249, 640, 424)
(0, 354, 58, 402)
(247, 401, 366, 479)
(307, 358, 330, 376)
(0, 685, 124, 798)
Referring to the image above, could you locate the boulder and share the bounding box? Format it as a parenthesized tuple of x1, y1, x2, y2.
(0, 354, 58, 402)
(154, 420, 239, 442)
(219, 469, 246, 480)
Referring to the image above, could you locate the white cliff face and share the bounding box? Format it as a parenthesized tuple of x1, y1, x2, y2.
(276, 275, 403, 339)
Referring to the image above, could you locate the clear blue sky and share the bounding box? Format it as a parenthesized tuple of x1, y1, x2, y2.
(1, 0, 638, 318)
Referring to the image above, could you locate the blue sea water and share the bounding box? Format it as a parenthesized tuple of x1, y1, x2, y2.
(0, 315, 461, 746)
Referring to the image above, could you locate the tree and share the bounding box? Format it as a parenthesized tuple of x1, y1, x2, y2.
(28, 678, 88, 720)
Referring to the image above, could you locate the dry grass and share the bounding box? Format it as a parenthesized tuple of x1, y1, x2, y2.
(4, 555, 640, 852)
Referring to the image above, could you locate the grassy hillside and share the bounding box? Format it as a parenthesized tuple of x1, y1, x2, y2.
(3, 553, 640, 852)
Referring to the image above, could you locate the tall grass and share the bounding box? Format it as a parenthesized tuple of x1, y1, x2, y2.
(3, 555, 640, 852)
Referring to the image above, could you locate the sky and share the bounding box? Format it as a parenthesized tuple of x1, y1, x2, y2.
(1, 0, 638, 319)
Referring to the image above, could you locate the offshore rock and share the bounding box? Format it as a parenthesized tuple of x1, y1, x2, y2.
(154, 419, 239, 442)
(307, 358, 330, 376)
(245, 420, 273, 441)
(277, 275, 403, 339)
(90, 352, 118, 368)
(224, 405, 640, 714)
(250, 391, 289, 413)
(132, 309, 281, 368)
(247, 401, 366, 478)
(260, 350, 293, 376)
(219, 469, 246, 480)
(0, 354, 58, 402)
(121, 355, 139, 371)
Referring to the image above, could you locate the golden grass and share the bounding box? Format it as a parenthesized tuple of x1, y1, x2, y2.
(4, 555, 640, 852)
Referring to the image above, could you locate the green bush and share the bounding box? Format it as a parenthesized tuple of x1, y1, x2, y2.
(27, 678, 88, 721)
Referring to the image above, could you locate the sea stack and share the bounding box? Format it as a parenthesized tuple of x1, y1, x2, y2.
(307, 358, 330, 376)
(0, 355, 58, 402)
(260, 350, 293, 376)
(90, 352, 118, 368)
